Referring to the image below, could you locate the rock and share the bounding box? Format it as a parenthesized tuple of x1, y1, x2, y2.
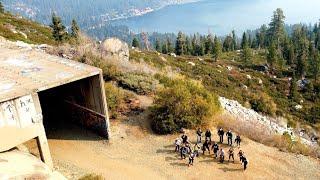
(295, 105, 303, 110)
(188, 61, 195, 66)
(170, 53, 177, 57)
(227, 66, 233, 71)
(246, 75, 252, 80)
(198, 57, 204, 61)
(101, 38, 129, 61)
(15, 41, 32, 50)
(258, 78, 263, 85)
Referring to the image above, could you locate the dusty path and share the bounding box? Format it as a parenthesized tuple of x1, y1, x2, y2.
(45, 96, 320, 179)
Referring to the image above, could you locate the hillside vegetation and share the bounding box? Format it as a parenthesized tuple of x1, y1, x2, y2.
(0, 12, 55, 45)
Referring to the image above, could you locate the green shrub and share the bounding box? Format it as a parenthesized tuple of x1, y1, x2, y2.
(118, 72, 158, 95)
(105, 82, 133, 119)
(151, 78, 220, 134)
(249, 93, 277, 116)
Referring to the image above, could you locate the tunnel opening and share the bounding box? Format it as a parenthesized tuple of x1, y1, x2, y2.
(38, 75, 108, 140)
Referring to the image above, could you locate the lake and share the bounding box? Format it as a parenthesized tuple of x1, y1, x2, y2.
(111, 0, 320, 35)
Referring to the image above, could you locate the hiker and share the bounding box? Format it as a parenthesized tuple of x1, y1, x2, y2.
(235, 135, 241, 147)
(180, 145, 188, 159)
(238, 150, 244, 162)
(181, 133, 189, 144)
(212, 141, 219, 159)
(219, 148, 225, 163)
(228, 147, 235, 162)
(175, 138, 182, 152)
(202, 139, 210, 155)
(205, 129, 212, 142)
(194, 143, 201, 157)
(226, 130, 233, 146)
(218, 128, 224, 143)
(196, 128, 202, 144)
(185, 142, 192, 154)
(188, 152, 196, 166)
(242, 155, 248, 170)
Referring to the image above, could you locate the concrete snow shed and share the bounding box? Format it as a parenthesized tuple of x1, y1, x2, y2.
(0, 44, 110, 169)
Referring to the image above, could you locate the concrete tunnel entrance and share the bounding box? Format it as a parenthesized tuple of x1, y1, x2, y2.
(37, 75, 109, 139)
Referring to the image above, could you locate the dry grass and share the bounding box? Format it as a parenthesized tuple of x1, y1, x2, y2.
(215, 114, 320, 158)
(78, 174, 104, 180)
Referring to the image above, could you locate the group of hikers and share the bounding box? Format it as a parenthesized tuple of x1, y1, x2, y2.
(174, 128, 248, 170)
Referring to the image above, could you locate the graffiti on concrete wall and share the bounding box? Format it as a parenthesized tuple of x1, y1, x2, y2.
(0, 95, 38, 128)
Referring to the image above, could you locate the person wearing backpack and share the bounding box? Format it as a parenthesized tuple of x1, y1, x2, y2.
(219, 148, 225, 163)
(188, 152, 196, 166)
(180, 145, 188, 159)
(228, 147, 235, 163)
(181, 133, 189, 144)
(175, 138, 182, 152)
(242, 155, 249, 170)
(196, 128, 202, 144)
(212, 141, 219, 159)
(235, 135, 241, 147)
(226, 130, 233, 146)
(217, 128, 225, 143)
(202, 139, 210, 155)
(205, 129, 212, 142)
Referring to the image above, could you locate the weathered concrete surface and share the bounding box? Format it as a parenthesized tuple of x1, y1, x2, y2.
(0, 150, 66, 179)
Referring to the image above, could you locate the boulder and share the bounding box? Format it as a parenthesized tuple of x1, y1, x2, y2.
(101, 38, 129, 61)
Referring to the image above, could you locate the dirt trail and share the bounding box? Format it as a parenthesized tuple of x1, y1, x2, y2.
(46, 96, 320, 180)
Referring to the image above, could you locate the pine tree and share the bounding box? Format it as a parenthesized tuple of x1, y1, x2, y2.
(175, 31, 185, 55)
(132, 37, 140, 48)
(232, 30, 237, 50)
(289, 73, 299, 102)
(267, 41, 278, 69)
(309, 46, 320, 82)
(71, 19, 80, 39)
(212, 36, 222, 62)
(241, 32, 248, 49)
(161, 43, 168, 54)
(223, 35, 233, 52)
(205, 34, 213, 54)
(267, 8, 286, 47)
(50, 13, 67, 42)
(257, 25, 267, 49)
(167, 38, 174, 53)
(0, 1, 4, 13)
(242, 44, 252, 64)
(296, 40, 308, 78)
(155, 39, 161, 52)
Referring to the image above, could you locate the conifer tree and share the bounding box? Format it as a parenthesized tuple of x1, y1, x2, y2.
(132, 37, 140, 48)
(212, 36, 222, 62)
(71, 19, 80, 39)
(232, 30, 237, 50)
(205, 34, 213, 54)
(155, 39, 161, 52)
(267, 8, 286, 47)
(241, 32, 248, 49)
(166, 38, 174, 53)
(289, 73, 299, 102)
(267, 41, 278, 69)
(175, 31, 185, 55)
(50, 13, 67, 42)
(0, 1, 4, 13)
(242, 44, 252, 64)
(223, 35, 233, 52)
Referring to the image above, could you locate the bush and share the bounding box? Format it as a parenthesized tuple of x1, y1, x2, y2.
(118, 72, 158, 95)
(249, 92, 277, 116)
(105, 82, 133, 119)
(151, 78, 220, 134)
(78, 174, 104, 180)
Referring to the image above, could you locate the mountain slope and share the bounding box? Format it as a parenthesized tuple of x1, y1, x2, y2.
(0, 12, 55, 45)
